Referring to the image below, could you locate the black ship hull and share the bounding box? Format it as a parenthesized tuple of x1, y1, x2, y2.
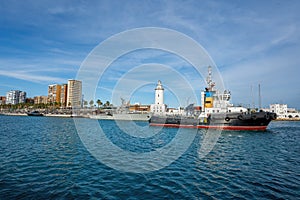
(149, 111, 277, 131)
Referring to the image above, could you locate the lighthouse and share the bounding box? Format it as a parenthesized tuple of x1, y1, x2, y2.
(151, 80, 166, 114)
(155, 80, 164, 105)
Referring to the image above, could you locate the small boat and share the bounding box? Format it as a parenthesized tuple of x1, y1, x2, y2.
(149, 66, 277, 131)
(27, 111, 44, 116)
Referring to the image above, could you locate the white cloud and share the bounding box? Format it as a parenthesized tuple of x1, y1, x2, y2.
(1, 0, 300, 107)
(0, 69, 65, 83)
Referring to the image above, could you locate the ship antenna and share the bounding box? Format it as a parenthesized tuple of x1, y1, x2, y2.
(206, 66, 215, 91)
(251, 85, 255, 110)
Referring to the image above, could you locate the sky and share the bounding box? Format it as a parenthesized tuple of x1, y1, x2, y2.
(0, 0, 299, 108)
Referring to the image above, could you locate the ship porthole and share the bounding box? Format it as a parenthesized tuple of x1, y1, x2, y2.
(225, 117, 230, 121)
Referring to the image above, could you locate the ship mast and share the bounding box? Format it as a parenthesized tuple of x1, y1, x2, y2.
(258, 83, 262, 110)
(206, 66, 215, 91)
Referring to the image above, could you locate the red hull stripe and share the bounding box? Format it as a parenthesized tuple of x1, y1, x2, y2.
(149, 123, 267, 131)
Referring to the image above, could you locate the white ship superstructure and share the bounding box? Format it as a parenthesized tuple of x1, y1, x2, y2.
(200, 66, 247, 117)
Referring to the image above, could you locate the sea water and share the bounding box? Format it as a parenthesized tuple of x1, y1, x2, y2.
(0, 115, 299, 199)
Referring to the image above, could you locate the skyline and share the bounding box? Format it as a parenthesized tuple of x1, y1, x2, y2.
(1, 1, 300, 108)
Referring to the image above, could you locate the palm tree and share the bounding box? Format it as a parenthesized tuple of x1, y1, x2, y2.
(105, 101, 110, 108)
(96, 99, 102, 109)
(83, 100, 88, 108)
(89, 100, 94, 108)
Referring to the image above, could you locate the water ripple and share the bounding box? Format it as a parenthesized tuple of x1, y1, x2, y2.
(0, 117, 299, 199)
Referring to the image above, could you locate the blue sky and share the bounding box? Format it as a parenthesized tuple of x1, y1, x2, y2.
(0, 0, 299, 108)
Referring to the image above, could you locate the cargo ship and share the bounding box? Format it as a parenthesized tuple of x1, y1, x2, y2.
(149, 67, 276, 131)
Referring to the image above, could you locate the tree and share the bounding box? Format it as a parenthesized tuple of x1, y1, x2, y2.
(89, 100, 94, 108)
(105, 101, 110, 107)
(96, 99, 102, 108)
(83, 100, 88, 108)
(54, 102, 59, 109)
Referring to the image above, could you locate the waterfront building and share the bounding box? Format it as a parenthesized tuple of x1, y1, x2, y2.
(269, 104, 300, 119)
(26, 98, 34, 104)
(129, 104, 150, 112)
(67, 80, 82, 108)
(167, 107, 185, 115)
(34, 96, 48, 104)
(60, 84, 68, 108)
(48, 84, 61, 105)
(270, 104, 288, 118)
(150, 80, 167, 114)
(19, 91, 26, 103)
(6, 90, 27, 105)
(287, 108, 300, 118)
(0, 96, 6, 105)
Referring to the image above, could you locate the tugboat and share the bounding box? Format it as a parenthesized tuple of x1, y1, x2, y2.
(149, 66, 276, 131)
(27, 111, 44, 116)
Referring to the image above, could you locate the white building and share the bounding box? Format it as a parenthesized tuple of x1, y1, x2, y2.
(19, 91, 26, 103)
(6, 90, 26, 105)
(150, 80, 166, 114)
(270, 104, 288, 118)
(287, 108, 300, 118)
(167, 107, 185, 115)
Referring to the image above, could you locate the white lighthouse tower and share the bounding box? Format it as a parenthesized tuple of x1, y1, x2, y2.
(151, 80, 166, 114)
(155, 80, 164, 105)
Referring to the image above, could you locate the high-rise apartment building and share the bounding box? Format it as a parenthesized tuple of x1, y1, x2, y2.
(34, 96, 48, 104)
(67, 80, 82, 108)
(6, 90, 27, 105)
(48, 84, 61, 104)
(0, 96, 6, 105)
(26, 98, 34, 104)
(60, 84, 68, 108)
(6, 90, 19, 105)
(19, 91, 26, 103)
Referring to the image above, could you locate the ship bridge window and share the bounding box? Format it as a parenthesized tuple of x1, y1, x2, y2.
(205, 101, 211, 103)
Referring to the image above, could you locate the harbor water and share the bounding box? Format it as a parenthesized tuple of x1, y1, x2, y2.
(0, 115, 299, 199)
